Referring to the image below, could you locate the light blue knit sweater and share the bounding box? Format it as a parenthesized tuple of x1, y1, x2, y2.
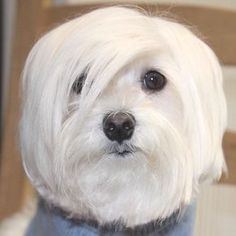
(25, 200, 196, 236)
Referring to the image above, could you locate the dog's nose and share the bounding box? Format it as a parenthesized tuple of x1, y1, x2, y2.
(103, 112, 135, 144)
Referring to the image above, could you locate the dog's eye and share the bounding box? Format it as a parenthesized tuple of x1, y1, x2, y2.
(72, 74, 86, 94)
(142, 70, 166, 91)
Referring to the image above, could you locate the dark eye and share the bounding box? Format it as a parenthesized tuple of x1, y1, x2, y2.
(142, 70, 166, 91)
(72, 73, 86, 94)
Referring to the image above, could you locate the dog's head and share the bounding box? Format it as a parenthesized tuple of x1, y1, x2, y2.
(20, 7, 226, 227)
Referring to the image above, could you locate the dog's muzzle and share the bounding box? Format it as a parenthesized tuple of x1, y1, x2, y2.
(103, 112, 135, 144)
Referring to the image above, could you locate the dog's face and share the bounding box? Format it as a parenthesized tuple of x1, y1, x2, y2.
(21, 7, 227, 227)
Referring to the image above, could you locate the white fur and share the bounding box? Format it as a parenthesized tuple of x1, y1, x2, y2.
(17, 6, 227, 229)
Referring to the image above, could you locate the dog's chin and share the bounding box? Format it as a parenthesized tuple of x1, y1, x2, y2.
(39, 139, 192, 228)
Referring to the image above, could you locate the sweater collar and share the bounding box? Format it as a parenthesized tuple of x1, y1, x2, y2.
(25, 199, 196, 236)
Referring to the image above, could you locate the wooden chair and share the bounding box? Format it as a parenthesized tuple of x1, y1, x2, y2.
(1, 0, 236, 220)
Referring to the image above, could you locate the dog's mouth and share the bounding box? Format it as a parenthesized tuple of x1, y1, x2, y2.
(107, 144, 136, 157)
(110, 150, 132, 157)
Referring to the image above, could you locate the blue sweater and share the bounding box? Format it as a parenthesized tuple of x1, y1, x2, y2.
(25, 200, 196, 236)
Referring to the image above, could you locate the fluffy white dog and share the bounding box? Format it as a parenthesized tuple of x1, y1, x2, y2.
(0, 6, 226, 236)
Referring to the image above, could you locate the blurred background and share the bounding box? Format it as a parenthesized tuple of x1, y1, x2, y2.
(0, 0, 236, 235)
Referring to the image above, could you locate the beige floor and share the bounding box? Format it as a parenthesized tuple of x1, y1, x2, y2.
(194, 184, 236, 236)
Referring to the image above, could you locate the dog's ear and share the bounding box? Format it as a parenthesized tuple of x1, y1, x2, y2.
(200, 52, 227, 183)
(189, 40, 227, 184)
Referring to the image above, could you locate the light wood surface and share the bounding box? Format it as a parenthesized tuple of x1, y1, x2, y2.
(194, 184, 236, 236)
(221, 132, 236, 184)
(0, 1, 236, 219)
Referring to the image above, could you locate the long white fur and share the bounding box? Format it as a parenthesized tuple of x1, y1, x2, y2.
(18, 6, 226, 229)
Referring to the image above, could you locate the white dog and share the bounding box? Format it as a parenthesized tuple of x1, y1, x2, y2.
(0, 6, 226, 236)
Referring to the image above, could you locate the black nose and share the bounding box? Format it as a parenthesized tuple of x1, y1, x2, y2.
(103, 112, 136, 144)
